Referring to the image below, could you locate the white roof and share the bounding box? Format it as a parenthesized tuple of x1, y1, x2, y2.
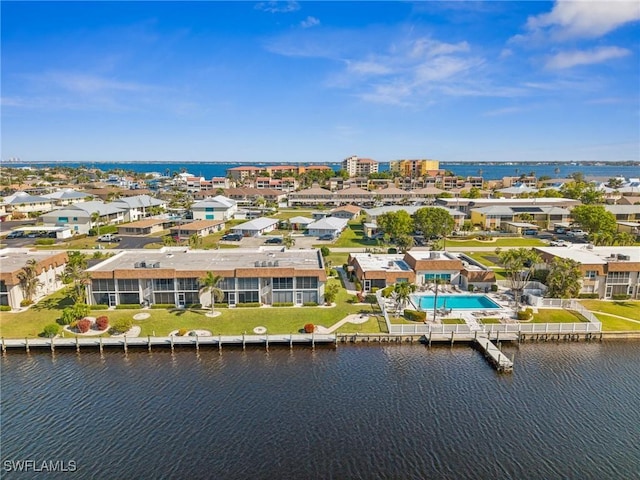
(68, 201, 125, 216)
(306, 217, 349, 231)
(288, 216, 314, 224)
(112, 195, 166, 209)
(232, 217, 279, 231)
(364, 205, 465, 217)
(535, 246, 640, 264)
(43, 189, 91, 200)
(193, 195, 237, 209)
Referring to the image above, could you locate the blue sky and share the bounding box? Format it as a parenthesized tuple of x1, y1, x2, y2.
(2, 1, 639, 163)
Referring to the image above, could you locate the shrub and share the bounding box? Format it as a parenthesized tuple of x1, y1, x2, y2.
(490, 284, 499, 292)
(20, 299, 33, 307)
(34, 238, 55, 245)
(468, 285, 475, 292)
(0, 305, 11, 312)
(177, 328, 188, 336)
(381, 286, 394, 298)
(320, 246, 330, 257)
(89, 304, 109, 310)
(215, 303, 229, 309)
(329, 268, 338, 277)
(578, 293, 599, 299)
(387, 248, 397, 254)
(354, 280, 362, 291)
(109, 318, 133, 335)
(304, 323, 315, 333)
(42, 324, 60, 338)
(59, 303, 90, 325)
(235, 302, 261, 308)
(517, 308, 534, 321)
(404, 309, 426, 322)
(371, 287, 379, 293)
(77, 318, 92, 333)
(95, 316, 109, 330)
(612, 294, 630, 300)
(115, 304, 140, 310)
(364, 294, 377, 304)
(303, 302, 318, 307)
(151, 304, 175, 309)
(273, 302, 294, 307)
(69, 320, 78, 329)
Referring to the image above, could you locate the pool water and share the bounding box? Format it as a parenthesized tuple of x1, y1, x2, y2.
(415, 294, 500, 310)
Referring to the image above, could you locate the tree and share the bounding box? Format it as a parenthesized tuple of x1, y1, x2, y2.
(376, 210, 413, 239)
(324, 283, 339, 305)
(393, 282, 416, 316)
(395, 234, 414, 253)
(199, 272, 224, 315)
(561, 181, 604, 204)
(590, 231, 614, 246)
(17, 259, 42, 304)
(546, 258, 581, 299)
(91, 211, 101, 237)
(571, 205, 616, 236)
(614, 232, 635, 246)
(188, 233, 202, 250)
(59, 251, 90, 304)
(498, 248, 541, 310)
(283, 234, 295, 249)
(413, 207, 455, 239)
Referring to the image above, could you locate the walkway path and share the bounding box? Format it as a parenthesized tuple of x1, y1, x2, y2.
(336, 266, 358, 294)
(587, 311, 640, 325)
(315, 314, 369, 334)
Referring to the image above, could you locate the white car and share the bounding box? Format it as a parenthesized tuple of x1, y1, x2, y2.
(567, 230, 587, 238)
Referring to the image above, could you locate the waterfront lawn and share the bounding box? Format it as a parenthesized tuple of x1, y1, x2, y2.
(445, 237, 546, 248)
(480, 318, 502, 324)
(0, 279, 382, 338)
(579, 300, 640, 322)
(531, 309, 587, 323)
(593, 313, 640, 331)
(274, 210, 314, 221)
(441, 318, 466, 324)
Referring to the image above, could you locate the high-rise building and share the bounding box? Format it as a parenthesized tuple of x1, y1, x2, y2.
(342, 155, 379, 177)
(389, 159, 440, 177)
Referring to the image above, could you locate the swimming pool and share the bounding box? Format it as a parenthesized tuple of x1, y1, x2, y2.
(414, 294, 500, 310)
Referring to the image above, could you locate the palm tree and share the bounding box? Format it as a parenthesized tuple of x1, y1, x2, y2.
(58, 251, 90, 304)
(283, 233, 295, 249)
(393, 282, 416, 317)
(432, 278, 444, 321)
(91, 211, 101, 237)
(199, 272, 224, 315)
(614, 232, 635, 246)
(17, 259, 42, 304)
(188, 233, 202, 250)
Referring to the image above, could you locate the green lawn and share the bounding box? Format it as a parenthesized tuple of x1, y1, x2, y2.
(273, 210, 314, 221)
(331, 222, 379, 248)
(479, 317, 502, 324)
(580, 300, 640, 322)
(445, 237, 546, 248)
(531, 309, 587, 323)
(441, 318, 466, 324)
(0, 279, 382, 338)
(593, 313, 640, 331)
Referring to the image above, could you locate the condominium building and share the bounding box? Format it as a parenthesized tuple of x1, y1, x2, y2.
(342, 156, 379, 177)
(389, 159, 440, 177)
(535, 246, 640, 299)
(86, 248, 327, 307)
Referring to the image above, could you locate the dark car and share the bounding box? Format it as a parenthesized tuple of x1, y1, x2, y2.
(264, 237, 283, 244)
(318, 234, 335, 241)
(221, 233, 242, 241)
(6, 231, 25, 239)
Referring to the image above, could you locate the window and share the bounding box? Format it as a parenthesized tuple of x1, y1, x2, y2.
(218, 278, 235, 290)
(205, 207, 214, 212)
(154, 292, 174, 304)
(607, 272, 630, 284)
(296, 277, 318, 289)
(0, 281, 6, 293)
(177, 278, 199, 291)
(273, 291, 293, 303)
(238, 278, 259, 290)
(119, 293, 140, 305)
(58, 217, 68, 222)
(273, 277, 293, 290)
(118, 279, 139, 291)
(92, 279, 115, 291)
(153, 279, 175, 291)
(238, 291, 259, 303)
(424, 273, 451, 281)
(206, 215, 214, 220)
(585, 271, 597, 279)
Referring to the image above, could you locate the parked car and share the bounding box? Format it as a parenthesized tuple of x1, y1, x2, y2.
(97, 234, 121, 242)
(567, 230, 587, 238)
(6, 231, 25, 238)
(264, 237, 283, 244)
(221, 233, 242, 241)
(318, 233, 335, 241)
(523, 229, 538, 235)
(550, 240, 571, 247)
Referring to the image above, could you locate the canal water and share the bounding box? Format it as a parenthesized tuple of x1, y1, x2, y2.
(1, 342, 639, 479)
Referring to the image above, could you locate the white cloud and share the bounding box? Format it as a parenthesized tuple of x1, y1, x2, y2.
(483, 106, 529, 117)
(300, 16, 320, 29)
(41, 72, 148, 94)
(255, 1, 299, 14)
(346, 60, 393, 76)
(524, 0, 640, 40)
(545, 46, 631, 69)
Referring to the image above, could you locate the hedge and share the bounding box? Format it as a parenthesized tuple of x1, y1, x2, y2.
(303, 302, 318, 307)
(34, 239, 55, 245)
(150, 304, 175, 309)
(109, 318, 133, 335)
(89, 304, 109, 310)
(404, 309, 426, 322)
(517, 308, 534, 321)
(612, 294, 630, 300)
(273, 302, 294, 307)
(0, 305, 11, 312)
(578, 293, 599, 299)
(235, 302, 261, 308)
(115, 304, 141, 310)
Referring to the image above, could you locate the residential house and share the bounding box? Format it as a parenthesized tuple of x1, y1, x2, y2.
(43, 188, 92, 206)
(191, 196, 238, 221)
(306, 217, 349, 238)
(169, 220, 225, 239)
(112, 195, 167, 222)
(231, 217, 279, 237)
(117, 218, 171, 236)
(330, 205, 362, 220)
(287, 216, 315, 231)
(42, 201, 127, 234)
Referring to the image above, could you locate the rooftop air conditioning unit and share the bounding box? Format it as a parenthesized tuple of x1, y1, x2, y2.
(274, 260, 279, 267)
(134, 262, 142, 268)
(255, 261, 260, 267)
